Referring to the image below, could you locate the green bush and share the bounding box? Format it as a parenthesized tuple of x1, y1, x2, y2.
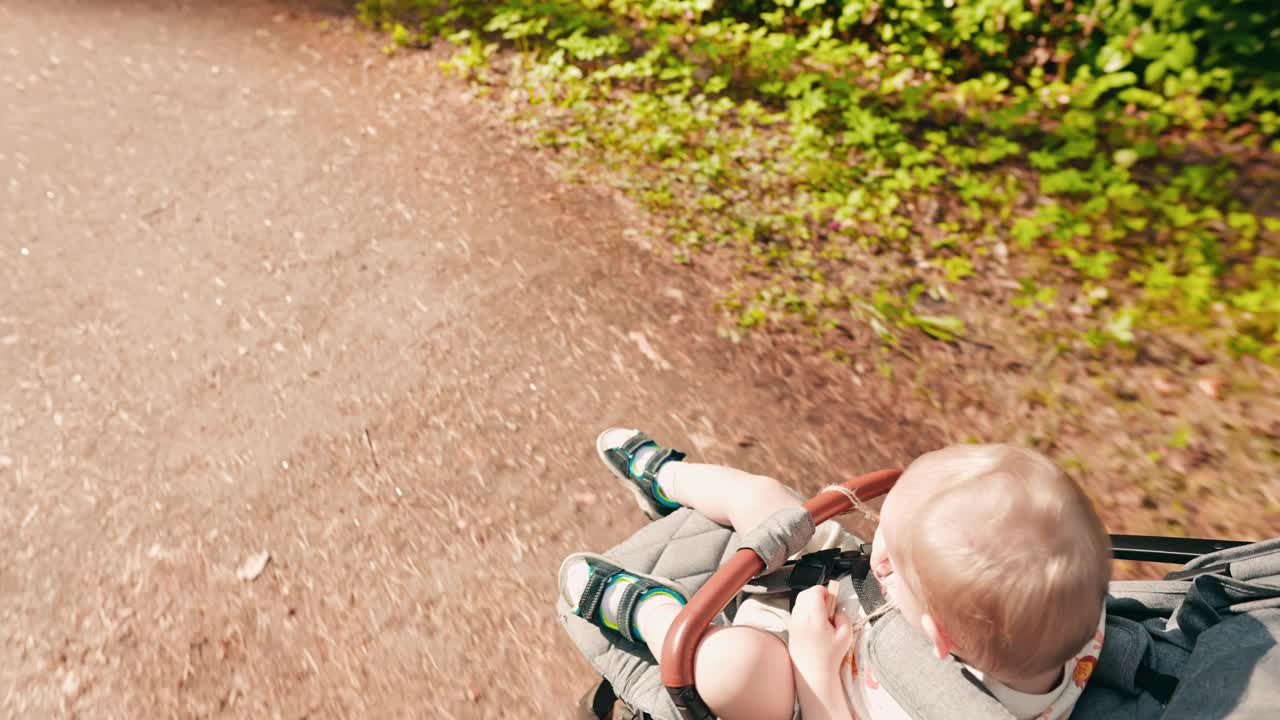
(359, 0, 1279, 361)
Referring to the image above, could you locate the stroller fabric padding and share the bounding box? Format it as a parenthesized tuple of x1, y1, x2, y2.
(738, 505, 817, 574)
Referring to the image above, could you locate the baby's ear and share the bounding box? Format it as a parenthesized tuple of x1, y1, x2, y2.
(870, 527, 893, 573)
(921, 613, 956, 660)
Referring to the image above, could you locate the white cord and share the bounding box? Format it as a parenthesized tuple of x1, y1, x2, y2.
(819, 484, 880, 522)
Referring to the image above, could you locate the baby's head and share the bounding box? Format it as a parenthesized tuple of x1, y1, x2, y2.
(870, 444, 1111, 680)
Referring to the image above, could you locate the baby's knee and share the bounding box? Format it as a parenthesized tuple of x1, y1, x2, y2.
(741, 470, 787, 495)
(694, 628, 795, 720)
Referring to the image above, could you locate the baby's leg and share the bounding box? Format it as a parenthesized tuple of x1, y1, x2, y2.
(693, 625, 796, 720)
(566, 564, 795, 719)
(639, 602, 794, 720)
(660, 462, 803, 534)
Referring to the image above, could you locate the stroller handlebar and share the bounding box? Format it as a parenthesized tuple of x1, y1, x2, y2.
(658, 468, 903, 705)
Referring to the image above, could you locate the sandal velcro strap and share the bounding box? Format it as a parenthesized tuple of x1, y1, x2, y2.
(567, 554, 687, 645)
(574, 556, 616, 622)
(604, 447, 633, 475)
(640, 447, 686, 482)
(619, 432, 654, 456)
(614, 580, 648, 643)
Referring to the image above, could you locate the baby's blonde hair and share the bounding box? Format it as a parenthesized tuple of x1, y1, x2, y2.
(889, 444, 1111, 678)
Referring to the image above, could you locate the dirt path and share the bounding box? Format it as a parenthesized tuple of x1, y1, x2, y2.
(0, 2, 941, 716)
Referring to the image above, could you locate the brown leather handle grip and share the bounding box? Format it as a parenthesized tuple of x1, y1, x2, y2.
(659, 468, 902, 690)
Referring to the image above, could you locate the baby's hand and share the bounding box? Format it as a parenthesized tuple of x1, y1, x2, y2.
(788, 585, 855, 680)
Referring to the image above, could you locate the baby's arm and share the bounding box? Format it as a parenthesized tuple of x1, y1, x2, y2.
(789, 586, 856, 720)
(795, 672, 853, 720)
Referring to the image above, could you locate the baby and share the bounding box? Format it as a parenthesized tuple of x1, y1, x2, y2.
(561, 430, 1112, 720)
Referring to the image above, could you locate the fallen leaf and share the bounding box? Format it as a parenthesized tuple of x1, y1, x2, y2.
(1151, 377, 1182, 396)
(688, 433, 716, 452)
(1196, 376, 1223, 399)
(1111, 379, 1139, 401)
(627, 331, 672, 370)
(237, 551, 271, 582)
(62, 672, 80, 698)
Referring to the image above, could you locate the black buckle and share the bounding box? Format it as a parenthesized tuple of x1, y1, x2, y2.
(787, 548, 866, 591)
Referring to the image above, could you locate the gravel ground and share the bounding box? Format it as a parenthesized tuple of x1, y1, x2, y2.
(1, 2, 938, 716)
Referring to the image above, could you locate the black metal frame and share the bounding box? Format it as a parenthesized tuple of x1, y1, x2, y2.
(775, 535, 1253, 569)
(1109, 533, 1251, 564)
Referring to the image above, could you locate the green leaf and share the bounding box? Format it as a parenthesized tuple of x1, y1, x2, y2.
(1073, 250, 1119, 280)
(1227, 212, 1258, 239)
(1144, 59, 1168, 86)
(1097, 43, 1132, 74)
(1012, 217, 1042, 248)
(739, 306, 767, 328)
(1113, 148, 1139, 168)
(942, 256, 974, 281)
(1116, 88, 1164, 109)
(1105, 310, 1137, 344)
(913, 314, 967, 342)
(391, 23, 411, 48)
(1133, 30, 1166, 60)
(1078, 72, 1138, 108)
(1166, 34, 1197, 71)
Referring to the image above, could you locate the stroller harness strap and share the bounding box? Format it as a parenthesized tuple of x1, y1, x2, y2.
(850, 556, 887, 620)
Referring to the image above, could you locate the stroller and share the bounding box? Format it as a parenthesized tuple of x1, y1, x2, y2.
(558, 469, 1280, 720)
